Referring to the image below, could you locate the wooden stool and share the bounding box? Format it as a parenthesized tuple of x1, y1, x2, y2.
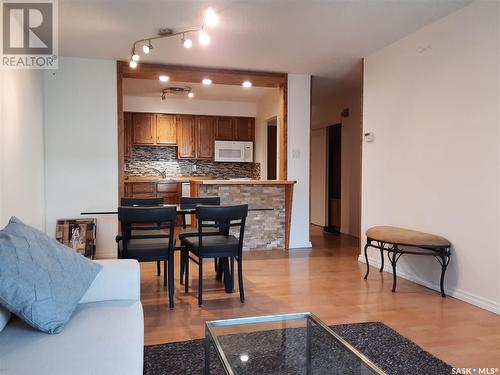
(363, 226, 451, 297)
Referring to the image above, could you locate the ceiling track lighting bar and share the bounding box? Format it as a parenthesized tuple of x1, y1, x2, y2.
(128, 7, 219, 69)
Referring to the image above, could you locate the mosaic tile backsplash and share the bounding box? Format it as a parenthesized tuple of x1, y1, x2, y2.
(125, 146, 261, 179)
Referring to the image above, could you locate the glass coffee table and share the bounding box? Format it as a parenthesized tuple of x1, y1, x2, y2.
(205, 312, 386, 375)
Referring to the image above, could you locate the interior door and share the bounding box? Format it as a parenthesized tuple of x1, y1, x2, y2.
(267, 124, 277, 179)
(326, 124, 341, 233)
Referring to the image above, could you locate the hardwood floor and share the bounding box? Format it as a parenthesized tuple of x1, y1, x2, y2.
(141, 225, 500, 368)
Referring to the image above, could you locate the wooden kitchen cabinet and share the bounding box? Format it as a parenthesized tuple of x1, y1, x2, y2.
(196, 116, 215, 159)
(156, 114, 177, 145)
(234, 117, 255, 141)
(124, 112, 133, 159)
(132, 113, 155, 145)
(125, 182, 180, 204)
(215, 117, 234, 140)
(176, 115, 196, 159)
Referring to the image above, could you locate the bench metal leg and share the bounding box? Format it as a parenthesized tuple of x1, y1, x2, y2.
(387, 248, 403, 293)
(435, 253, 451, 298)
(363, 243, 371, 279)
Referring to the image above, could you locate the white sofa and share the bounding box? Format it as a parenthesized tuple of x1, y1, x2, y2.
(0, 260, 144, 375)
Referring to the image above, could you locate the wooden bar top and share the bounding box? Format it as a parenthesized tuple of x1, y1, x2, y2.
(190, 179, 296, 185)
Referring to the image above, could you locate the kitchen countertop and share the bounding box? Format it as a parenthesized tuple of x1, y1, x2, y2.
(124, 176, 214, 183)
(190, 179, 296, 185)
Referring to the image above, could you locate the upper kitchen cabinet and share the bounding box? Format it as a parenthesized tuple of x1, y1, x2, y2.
(124, 112, 133, 159)
(132, 113, 155, 145)
(234, 117, 255, 141)
(196, 116, 215, 159)
(176, 115, 196, 159)
(156, 114, 177, 145)
(215, 117, 234, 140)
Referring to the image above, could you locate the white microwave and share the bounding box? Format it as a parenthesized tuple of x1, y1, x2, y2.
(214, 141, 253, 163)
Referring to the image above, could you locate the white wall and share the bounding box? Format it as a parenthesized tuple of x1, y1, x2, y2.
(255, 91, 279, 179)
(0, 70, 45, 231)
(124, 96, 256, 117)
(44, 57, 118, 258)
(287, 74, 312, 248)
(362, 1, 500, 313)
(310, 127, 327, 226)
(310, 83, 363, 237)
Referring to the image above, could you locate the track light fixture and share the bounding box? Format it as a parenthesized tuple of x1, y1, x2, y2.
(128, 7, 218, 68)
(182, 34, 193, 49)
(142, 40, 153, 54)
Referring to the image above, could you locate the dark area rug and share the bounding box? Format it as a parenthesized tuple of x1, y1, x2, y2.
(144, 322, 452, 375)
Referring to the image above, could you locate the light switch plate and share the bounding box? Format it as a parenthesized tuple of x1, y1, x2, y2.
(364, 132, 375, 142)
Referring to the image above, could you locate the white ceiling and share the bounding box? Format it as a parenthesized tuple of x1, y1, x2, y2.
(123, 78, 278, 102)
(59, 0, 471, 92)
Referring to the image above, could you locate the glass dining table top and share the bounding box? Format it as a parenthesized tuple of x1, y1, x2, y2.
(80, 204, 273, 216)
(204, 312, 386, 375)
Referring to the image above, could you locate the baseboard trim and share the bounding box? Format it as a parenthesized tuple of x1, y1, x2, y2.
(289, 241, 313, 249)
(358, 254, 500, 315)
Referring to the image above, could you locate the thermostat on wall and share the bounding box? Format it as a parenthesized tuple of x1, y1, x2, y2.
(364, 132, 375, 142)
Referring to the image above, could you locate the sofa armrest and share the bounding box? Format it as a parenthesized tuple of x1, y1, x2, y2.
(79, 259, 140, 304)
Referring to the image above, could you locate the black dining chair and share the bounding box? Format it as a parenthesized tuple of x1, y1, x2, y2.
(117, 206, 177, 309)
(120, 197, 164, 276)
(177, 196, 221, 284)
(181, 204, 248, 307)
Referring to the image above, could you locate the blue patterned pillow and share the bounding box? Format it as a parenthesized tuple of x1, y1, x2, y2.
(0, 217, 102, 334)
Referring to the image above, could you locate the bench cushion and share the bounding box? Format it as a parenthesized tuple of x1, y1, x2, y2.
(366, 226, 450, 247)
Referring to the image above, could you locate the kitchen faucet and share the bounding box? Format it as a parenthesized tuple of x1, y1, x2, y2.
(151, 168, 167, 179)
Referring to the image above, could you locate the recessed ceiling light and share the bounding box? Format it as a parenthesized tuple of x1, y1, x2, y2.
(202, 78, 212, 85)
(242, 81, 252, 88)
(240, 354, 249, 362)
(159, 75, 169, 82)
(188, 92, 194, 98)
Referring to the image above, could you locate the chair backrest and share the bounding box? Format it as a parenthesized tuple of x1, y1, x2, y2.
(196, 205, 248, 252)
(121, 197, 164, 207)
(118, 206, 177, 258)
(180, 196, 220, 209)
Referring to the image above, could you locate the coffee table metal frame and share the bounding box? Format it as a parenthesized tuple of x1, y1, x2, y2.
(204, 312, 386, 375)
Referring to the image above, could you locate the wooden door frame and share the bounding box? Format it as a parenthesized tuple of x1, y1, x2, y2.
(116, 61, 288, 198)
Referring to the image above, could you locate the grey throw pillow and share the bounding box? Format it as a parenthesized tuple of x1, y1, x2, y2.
(0, 217, 102, 334)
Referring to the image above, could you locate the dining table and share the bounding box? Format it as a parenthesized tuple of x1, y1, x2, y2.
(80, 204, 270, 293)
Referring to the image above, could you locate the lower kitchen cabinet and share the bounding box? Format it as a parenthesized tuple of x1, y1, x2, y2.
(124, 182, 180, 204)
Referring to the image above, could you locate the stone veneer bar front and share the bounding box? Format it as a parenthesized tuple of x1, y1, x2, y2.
(190, 180, 296, 250)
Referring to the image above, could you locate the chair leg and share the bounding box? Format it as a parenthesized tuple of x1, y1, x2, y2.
(198, 258, 203, 307)
(157, 261, 161, 276)
(214, 258, 218, 272)
(215, 258, 223, 281)
(222, 258, 231, 293)
(180, 249, 186, 285)
(230, 256, 235, 292)
(163, 260, 167, 287)
(168, 254, 174, 310)
(184, 254, 189, 294)
(237, 257, 245, 303)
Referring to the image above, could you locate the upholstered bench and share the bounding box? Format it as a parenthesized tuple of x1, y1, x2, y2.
(363, 226, 451, 297)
